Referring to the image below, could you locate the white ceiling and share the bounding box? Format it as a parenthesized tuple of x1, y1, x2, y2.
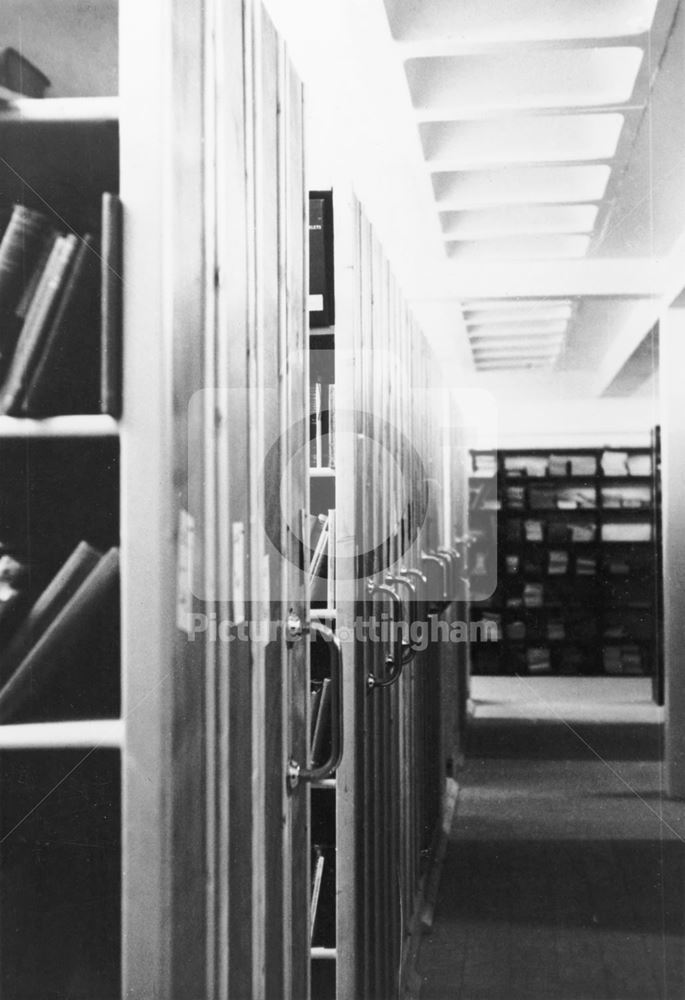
(264, 0, 685, 399)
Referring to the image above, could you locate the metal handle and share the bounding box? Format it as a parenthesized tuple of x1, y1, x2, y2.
(385, 574, 418, 664)
(287, 620, 343, 790)
(421, 552, 449, 601)
(367, 583, 403, 691)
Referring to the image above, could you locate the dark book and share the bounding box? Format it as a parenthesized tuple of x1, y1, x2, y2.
(20, 235, 100, 416)
(15, 231, 57, 321)
(0, 540, 102, 688)
(0, 48, 50, 98)
(0, 205, 54, 370)
(100, 193, 123, 417)
(0, 234, 79, 414)
(0, 547, 119, 723)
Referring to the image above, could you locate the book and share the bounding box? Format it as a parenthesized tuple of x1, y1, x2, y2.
(311, 677, 332, 766)
(0, 552, 29, 645)
(310, 684, 323, 743)
(0, 205, 54, 370)
(0, 234, 79, 414)
(310, 846, 325, 943)
(0, 48, 50, 98)
(20, 235, 100, 416)
(15, 231, 57, 321)
(308, 513, 329, 597)
(601, 522, 651, 543)
(0, 541, 102, 688)
(100, 193, 123, 417)
(0, 547, 119, 723)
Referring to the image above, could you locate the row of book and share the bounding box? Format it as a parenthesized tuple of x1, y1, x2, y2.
(500, 452, 653, 478)
(505, 485, 652, 511)
(506, 519, 653, 544)
(310, 380, 335, 469)
(0, 198, 122, 417)
(519, 645, 648, 676)
(0, 541, 118, 723)
(506, 552, 597, 576)
(304, 509, 336, 608)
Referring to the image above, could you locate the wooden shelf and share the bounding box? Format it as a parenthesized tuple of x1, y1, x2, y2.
(311, 948, 337, 961)
(0, 718, 123, 749)
(0, 96, 118, 123)
(311, 467, 336, 479)
(0, 415, 119, 438)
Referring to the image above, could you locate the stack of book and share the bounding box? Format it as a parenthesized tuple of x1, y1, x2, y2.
(569, 454, 597, 477)
(0, 196, 122, 417)
(626, 453, 652, 476)
(527, 647, 551, 673)
(504, 454, 548, 477)
(505, 484, 525, 509)
(576, 555, 597, 576)
(601, 521, 651, 542)
(601, 450, 629, 476)
(547, 618, 565, 641)
(523, 582, 543, 608)
(569, 521, 596, 543)
(524, 519, 543, 542)
(0, 541, 119, 722)
(549, 454, 569, 477)
(472, 452, 497, 476)
(548, 550, 569, 575)
(604, 645, 643, 676)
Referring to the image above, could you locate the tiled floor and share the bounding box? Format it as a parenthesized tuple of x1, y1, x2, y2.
(417, 677, 685, 1000)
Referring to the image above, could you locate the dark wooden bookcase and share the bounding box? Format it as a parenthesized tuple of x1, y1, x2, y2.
(469, 445, 661, 679)
(0, 4, 121, 998)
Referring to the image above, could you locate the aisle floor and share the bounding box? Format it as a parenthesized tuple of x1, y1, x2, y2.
(417, 677, 685, 1000)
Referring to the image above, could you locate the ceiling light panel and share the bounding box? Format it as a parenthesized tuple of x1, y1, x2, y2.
(475, 359, 555, 370)
(419, 115, 624, 169)
(383, 0, 658, 44)
(463, 298, 572, 312)
(441, 205, 598, 240)
(468, 321, 568, 337)
(405, 49, 643, 119)
(433, 166, 611, 208)
(465, 307, 573, 325)
(446, 235, 591, 261)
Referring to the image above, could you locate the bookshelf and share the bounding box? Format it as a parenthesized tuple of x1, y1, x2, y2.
(470, 446, 660, 678)
(0, 5, 121, 998)
(307, 184, 469, 999)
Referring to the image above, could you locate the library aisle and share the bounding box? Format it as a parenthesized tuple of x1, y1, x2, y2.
(416, 677, 685, 1000)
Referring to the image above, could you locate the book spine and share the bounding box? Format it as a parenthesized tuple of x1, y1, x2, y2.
(1, 234, 78, 415)
(100, 193, 123, 417)
(20, 234, 97, 417)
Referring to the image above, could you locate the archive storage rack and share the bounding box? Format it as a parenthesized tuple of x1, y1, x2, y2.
(307, 183, 470, 999)
(469, 446, 660, 678)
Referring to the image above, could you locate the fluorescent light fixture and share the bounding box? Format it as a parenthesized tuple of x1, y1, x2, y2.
(463, 298, 572, 312)
(467, 322, 568, 337)
(447, 234, 591, 261)
(442, 205, 598, 240)
(384, 0, 658, 44)
(472, 345, 561, 357)
(465, 307, 573, 325)
(433, 166, 611, 209)
(469, 337, 565, 352)
(406, 49, 643, 118)
(475, 359, 555, 370)
(420, 115, 624, 168)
